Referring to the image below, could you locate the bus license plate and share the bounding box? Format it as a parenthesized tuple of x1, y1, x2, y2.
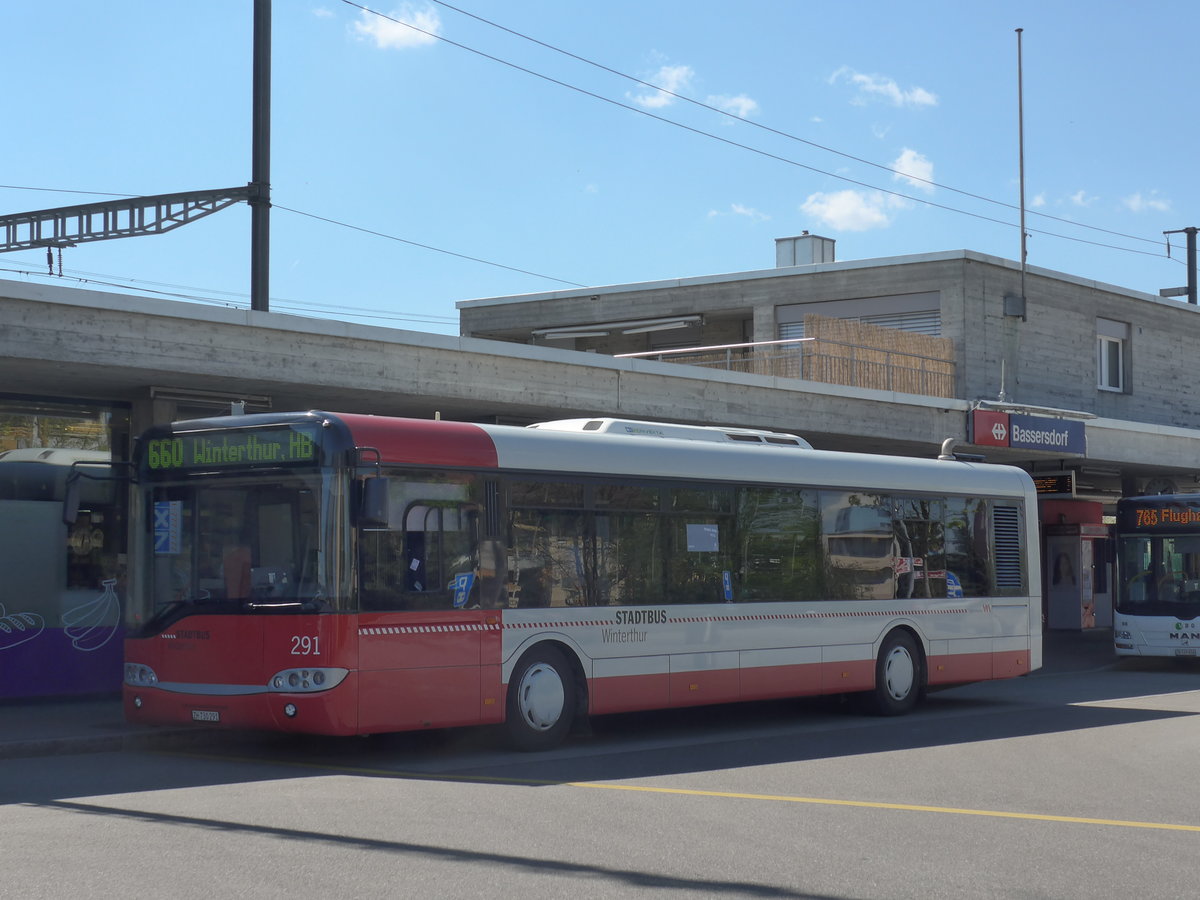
(192, 710, 221, 722)
(1175, 648, 1197, 657)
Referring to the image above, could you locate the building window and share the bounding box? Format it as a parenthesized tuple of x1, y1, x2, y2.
(1096, 318, 1129, 392)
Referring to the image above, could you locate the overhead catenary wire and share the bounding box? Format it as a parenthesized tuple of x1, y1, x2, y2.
(0, 0, 1180, 275)
(1, 3, 1184, 316)
(273, 205, 586, 287)
(418, 0, 1164, 251)
(0, 183, 140, 198)
(0, 260, 460, 326)
(345, 0, 1171, 260)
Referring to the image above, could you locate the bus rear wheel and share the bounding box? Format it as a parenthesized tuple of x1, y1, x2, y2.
(504, 646, 575, 751)
(869, 630, 922, 716)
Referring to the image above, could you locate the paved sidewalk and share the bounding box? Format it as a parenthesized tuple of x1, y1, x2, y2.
(1039, 626, 1117, 674)
(0, 695, 227, 760)
(0, 629, 1117, 760)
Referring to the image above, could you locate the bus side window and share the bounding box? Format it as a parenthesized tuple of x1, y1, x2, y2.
(359, 501, 472, 610)
(403, 503, 478, 607)
(944, 497, 990, 598)
(507, 508, 586, 608)
(821, 491, 895, 601)
(894, 497, 945, 601)
(737, 486, 821, 602)
(593, 512, 665, 607)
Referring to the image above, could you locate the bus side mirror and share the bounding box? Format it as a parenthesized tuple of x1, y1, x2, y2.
(62, 476, 81, 526)
(359, 477, 391, 528)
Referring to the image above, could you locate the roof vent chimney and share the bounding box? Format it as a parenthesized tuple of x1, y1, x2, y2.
(775, 233, 835, 267)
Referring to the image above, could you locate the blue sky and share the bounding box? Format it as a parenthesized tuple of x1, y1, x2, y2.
(2, 1, 1196, 334)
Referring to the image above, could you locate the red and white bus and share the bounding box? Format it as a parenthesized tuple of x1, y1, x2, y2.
(119, 410, 1042, 749)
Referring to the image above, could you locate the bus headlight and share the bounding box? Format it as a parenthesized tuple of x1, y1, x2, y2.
(124, 663, 159, 687)
(267, 667, 348, 693)
(1115, 630, 1132, 640)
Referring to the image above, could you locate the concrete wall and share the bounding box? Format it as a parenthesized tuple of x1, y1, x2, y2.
(6, 268, 1200, 491)
(0, 279, 966, 456)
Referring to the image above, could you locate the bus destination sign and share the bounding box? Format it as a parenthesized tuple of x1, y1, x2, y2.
(1118, 500, 1200, 531)
(145, 427, 319, 472)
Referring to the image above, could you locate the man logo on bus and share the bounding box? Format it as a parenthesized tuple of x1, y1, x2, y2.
(991, 422, 1008, 442)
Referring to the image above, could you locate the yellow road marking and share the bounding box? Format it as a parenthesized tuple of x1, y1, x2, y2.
(166, 751, 1200, 833)
(566, 782, 1200, 832)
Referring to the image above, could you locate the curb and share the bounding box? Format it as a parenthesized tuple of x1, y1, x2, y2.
(0, 727, 236, 761)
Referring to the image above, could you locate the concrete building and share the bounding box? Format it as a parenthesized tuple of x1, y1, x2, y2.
(3, 237, 1199, 699)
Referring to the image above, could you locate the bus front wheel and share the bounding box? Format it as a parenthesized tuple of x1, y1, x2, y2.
(504, 646, 575, 751)
(869, 630, 922, 716)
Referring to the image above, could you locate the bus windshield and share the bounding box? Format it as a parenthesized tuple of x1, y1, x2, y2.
(144, 471, 348, 625)
(1117, 533, 1200, 618)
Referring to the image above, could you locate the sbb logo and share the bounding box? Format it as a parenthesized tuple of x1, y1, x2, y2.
(971, 409, 1012, 448)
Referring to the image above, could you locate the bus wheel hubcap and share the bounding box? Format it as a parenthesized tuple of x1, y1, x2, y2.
(884, 647, 915, 700)
(518, 663, 565, 731)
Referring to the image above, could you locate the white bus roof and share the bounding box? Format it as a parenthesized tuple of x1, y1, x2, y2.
(0, 447, 110, 464)
(490, 422, 1033, 500)
(528, 417, 812, 449)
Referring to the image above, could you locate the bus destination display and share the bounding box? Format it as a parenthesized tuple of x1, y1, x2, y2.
(146, 427, 319, 472)
(1118, 500, 1200, 530)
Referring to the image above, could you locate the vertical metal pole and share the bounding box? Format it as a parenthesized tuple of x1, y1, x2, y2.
(1016, 28, 1027, 302)
(250, 0, 271, 312)
(1188, 227, 1197, 305)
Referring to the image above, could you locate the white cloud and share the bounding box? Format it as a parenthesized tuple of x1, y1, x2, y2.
(1069, 189, 1096, 207)
(707, 204, 771, 222)
(313, 7, 334, 19)
(1123, 191, 1171, 213)
(801, 190, 893, 231)
(708, 94, 759, 119)
(352, 4, 440, 50)
(1031, 193, 1046, 208)
(731, 203, 770, 222)
(830, 66, 938, 108)
(892, 148, 934, 193)
(629, 64, 693, 109)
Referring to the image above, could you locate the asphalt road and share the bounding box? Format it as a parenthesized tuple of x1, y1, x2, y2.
(4, 657, 1199, 900)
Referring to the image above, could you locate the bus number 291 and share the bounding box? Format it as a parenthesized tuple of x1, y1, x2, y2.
(291, 635, 320, 656)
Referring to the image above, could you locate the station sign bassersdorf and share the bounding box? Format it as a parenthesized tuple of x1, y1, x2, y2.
(969, 409, 1086, 455)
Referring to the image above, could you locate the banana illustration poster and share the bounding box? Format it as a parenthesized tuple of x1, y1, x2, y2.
(2, 578, 124, 699)
(0, 580, 121, 654)
(60, 579, 122, 651)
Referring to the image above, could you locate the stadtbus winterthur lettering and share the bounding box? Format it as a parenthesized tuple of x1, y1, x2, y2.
(146, 430, 316, 471)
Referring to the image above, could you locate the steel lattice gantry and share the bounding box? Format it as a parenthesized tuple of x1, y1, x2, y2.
(0, 186, 254, 252)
